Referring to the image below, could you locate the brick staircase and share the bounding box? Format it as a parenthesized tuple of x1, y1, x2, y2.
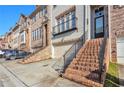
(19, 46, 51, 64)
(63, 38, 105, 87)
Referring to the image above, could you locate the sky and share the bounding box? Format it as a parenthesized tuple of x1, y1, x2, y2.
(0, 5, 35, 36)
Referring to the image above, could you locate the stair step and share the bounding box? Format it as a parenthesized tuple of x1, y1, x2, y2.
(63, 38, 104, 87)
(63, 73, 102, 87)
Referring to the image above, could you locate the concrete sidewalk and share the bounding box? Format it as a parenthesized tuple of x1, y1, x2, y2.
(0, 59, 83, 87)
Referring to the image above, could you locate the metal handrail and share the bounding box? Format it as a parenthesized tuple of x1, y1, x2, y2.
(62, 35, 84, 72)
(63, 42, 76, 58)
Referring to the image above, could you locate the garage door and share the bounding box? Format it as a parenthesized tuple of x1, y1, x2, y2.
(117, 37, 124, 64)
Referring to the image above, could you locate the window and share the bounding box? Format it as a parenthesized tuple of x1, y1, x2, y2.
(42, 6, 47, 16)
(42, 9, 47, 16)
(66, 14, 70, 30)
(35, 30, 36, 40)
(57, 19, 60, 33)
(61, 17, 65, 32)
(38, 28, 42, 39)
(59, 17, 64, 32)
(36, 12, 40, 20)
(95, 7, 104, 38)
(36, 29, 37, 40)
(23, 22, 27, 27)
(32, 31, 33, 40)
(40, 28, 43, 38)
(20, 31, 26, 43)
(54, 10, 76, 35)
(32, 16, 36, 22)
(32, 27, 43, 41)
(71, 11, 76, 28)
(39, 10, 42, 17)
(39, 28, 42, 39)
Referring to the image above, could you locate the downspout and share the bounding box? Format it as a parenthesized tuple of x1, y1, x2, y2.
(108, 6, 112, 62)
(83, 5, 86, 43)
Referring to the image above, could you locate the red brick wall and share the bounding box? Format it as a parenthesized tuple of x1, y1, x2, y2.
(110, 6, 124, 62)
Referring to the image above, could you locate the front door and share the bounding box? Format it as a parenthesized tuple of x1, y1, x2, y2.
(94, 7, 104, 38)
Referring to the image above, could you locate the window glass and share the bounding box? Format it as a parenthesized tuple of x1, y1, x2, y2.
(95, 17, 104, 34)
(42, 6, 47, 16)
(39, 28, 43, 38)
(95, 7, 104, 34)
(32, 31, 33, 40)
(57, 19, 60, 33)
(71, 11, 76, 28)
(66, 14, 70, 30)
(33, 31, 35, 40)
(60, 17, 64, 32)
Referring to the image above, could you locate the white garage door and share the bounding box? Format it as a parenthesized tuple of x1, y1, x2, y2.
(117, 37, 124, 64)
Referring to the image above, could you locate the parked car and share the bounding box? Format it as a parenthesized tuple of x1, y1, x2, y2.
(16, 50, 30, 59)
(4, 50, 30, 60)
(0, 50, 5, 58)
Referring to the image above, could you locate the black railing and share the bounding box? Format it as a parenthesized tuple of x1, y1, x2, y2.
(53, 17, 77, 36)
(62, 35, 84, 72)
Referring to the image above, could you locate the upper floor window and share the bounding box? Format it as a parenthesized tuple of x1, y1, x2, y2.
(32, 27, 42, 41)
(20, 31, 26, 43)
(65, 14, 70, 30)
(32, 16, 36, 22)
(41, 5, 47, 16)
(14, 37, 18, 44)
(60, 17, 65, 32)
(71, 11, 76, 28)
(53, 10, 76, 35)
(36, 12, 40, 20)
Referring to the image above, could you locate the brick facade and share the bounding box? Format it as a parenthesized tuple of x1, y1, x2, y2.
(3, 5, 124, 63)
(18, 15, 30, 52)
(110, 6, 124, 62)
(20, 5, 52, 63)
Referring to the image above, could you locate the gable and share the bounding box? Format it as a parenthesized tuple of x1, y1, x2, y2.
(18, 14, 26, 25)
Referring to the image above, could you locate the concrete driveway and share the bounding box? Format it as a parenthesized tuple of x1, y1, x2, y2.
(0, 58, 83, 87)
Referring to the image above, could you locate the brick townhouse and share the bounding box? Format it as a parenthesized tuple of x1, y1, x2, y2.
(0, 36, 5, 49)
(52, 5, 84, 59)
(18, 14, 30, 52)
(53, 5, 124, 87)
(5, 31, 13, 49)
(2, 5, 124, 86)
(20, 5, 52, 63)
(51, 5, 109, 87)
(11, 24, 20, 50)
(2, 5, 52, 63)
